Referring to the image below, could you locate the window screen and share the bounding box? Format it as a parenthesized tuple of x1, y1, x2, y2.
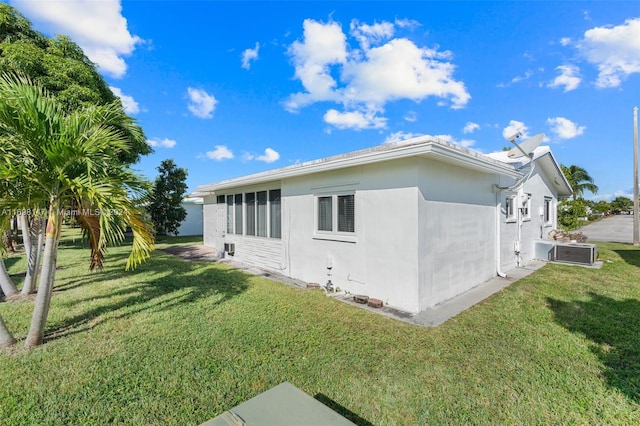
(226, 195, 234, 233)
(245, 192, 256, 236)
(318, 196, 333, 231)
(337, 194, 355, 232)
(269, 190, 281, 239)
(257, 191, 267, 237)
(234, 194, 243, 234)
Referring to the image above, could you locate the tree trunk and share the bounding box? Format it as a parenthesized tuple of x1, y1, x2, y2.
(0, 258, 18, 297)
(11, 216, 18, 250)
(20, 216, 39, 295)
(25, 204, 60, 348)
(0, 314, 16, 348)
(2, 230, 14, 252)
(32, 218, 45, 290)
(18, 214, 32, 255)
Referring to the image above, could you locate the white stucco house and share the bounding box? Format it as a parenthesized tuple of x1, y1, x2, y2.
(176, 197, 203, 236)
(193, 136, 572, 314)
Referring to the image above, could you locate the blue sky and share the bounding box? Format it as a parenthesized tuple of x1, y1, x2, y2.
(9, 1, 640, 201)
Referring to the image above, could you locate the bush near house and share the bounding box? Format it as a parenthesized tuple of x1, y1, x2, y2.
(1, 230, 639, 424)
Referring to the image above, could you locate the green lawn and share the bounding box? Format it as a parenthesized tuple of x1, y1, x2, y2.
(1, 231, 640, 425)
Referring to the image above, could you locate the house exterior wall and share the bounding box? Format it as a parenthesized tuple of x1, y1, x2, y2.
(203, 195, 217, 247)
(176, 202, 203, 236)
(282, 158, 421, 312)
(204, 182, 283, 271)
(497, 165, 561, 270)
(416, 158, 498, 310)
(199, 150, 564, 314)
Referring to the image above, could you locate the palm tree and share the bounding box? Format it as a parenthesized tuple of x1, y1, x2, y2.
(561, 164, 598, 200)
(0, 314, 16, 347)
(0, 74, 154, 348)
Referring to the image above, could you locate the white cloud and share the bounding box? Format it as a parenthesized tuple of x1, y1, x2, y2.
(403, 111, 417, 122)
(498, 70, 533, 88)
(383, 131, 475, 148)
(350, 19, 395, 50)
(511, 70, 533, 83)
(187, 87, 217, 119)
(110, 86, 139, 114)
(285, 18, 470, 129)
(463, 122, 480, 134)
(241, 42, 260, 70)
(560, 37, 572, 46)
(502, 120, 530, 140)
(578, 18, 640, 88)
(284, 19, 347, 111)
(146, 138, 176, 148)
(548, 65, 581, 92)
(12, 0, 142, 78)
(384, 131, 424, 143)
(323, 107, 387, 130)
(257, 148, 280, 163)
(206, 145, 233, 161)
(243, 148, 280, 163)
(546, 117, 585, 139)
(430, 134, 476, 148)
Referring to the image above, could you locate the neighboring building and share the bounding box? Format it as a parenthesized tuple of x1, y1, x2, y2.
(193, 136, 572, 314)
(176, 197, 203, 236)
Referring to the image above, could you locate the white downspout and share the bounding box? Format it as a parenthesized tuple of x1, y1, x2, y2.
(495, 191, 507, 278)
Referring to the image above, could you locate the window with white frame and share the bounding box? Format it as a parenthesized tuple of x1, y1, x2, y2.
(505, 195, 516, 221)
(544, 197, 553, 224)
(316, 193, 355, 234)
(225, 189, 282, 239)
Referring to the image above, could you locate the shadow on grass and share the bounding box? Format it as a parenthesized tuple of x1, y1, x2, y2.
(314, 393, 374, 426)
(548, 292, 640, 402)
(45, 250, 249, 343)
(614, 249, 640, 268)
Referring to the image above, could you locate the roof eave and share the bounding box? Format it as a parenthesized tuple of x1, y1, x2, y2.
(193, 138, 521, 195)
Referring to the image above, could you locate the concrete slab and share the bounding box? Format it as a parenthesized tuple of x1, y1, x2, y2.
(411, 260, 546, 326)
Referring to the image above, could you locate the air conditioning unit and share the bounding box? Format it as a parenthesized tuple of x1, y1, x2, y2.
(554, 243, 597, 266)
(224, 243, 235, 256)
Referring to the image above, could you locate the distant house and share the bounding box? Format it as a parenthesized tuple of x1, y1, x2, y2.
(176, 197, 203, 236)
(193, 136, 572, 314)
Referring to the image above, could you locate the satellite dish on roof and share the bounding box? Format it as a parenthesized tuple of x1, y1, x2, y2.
(507, 133, 544, 158)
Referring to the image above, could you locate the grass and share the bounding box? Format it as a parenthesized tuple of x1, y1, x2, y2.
(1, 231, 640, 425)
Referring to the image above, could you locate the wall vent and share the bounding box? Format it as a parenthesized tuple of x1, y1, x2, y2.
(224, 243, 235, 256)
(554, 243, 597, 266)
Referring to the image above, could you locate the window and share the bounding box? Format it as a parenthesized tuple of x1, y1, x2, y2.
(226, 195, 234, 233)
(269, 190, 281, 239)
(216, 195, 225, 204)
(505, 196, 516, 221)
(257, 191, 267, 237)
(245, 192, 256, 236)
(317, 196, 333, 231)
(544, 197, 552, 224)
(227, 189, 281, 239)
(316, 193, 355, 235)
(337, 194, 355, 232)
(234, 194, 243, 234)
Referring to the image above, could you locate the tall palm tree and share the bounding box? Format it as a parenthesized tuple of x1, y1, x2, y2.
(561, 164, 598, 200)
(0, 74, 154, 348)
(0, 314, 16, 347)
